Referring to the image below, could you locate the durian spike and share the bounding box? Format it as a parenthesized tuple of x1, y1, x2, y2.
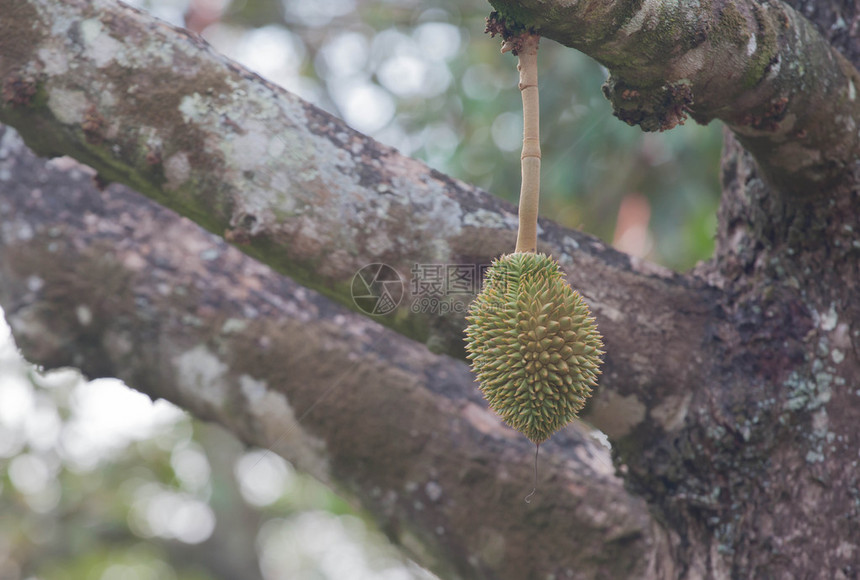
(503, 33, 541, 254)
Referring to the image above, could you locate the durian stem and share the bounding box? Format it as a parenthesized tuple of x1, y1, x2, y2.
(508, 34, 541, 254)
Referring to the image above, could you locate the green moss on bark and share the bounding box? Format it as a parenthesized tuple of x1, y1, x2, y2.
(742, 4, 779, 89)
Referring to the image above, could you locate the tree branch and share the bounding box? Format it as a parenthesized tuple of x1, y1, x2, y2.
(0, 0, 720, 444)
(2, 1, 859, 574)
(0, 126, 673, 580)
(488, 0, 860, 195)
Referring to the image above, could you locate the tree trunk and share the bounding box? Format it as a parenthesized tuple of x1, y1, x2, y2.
(1, 0, 858, 578)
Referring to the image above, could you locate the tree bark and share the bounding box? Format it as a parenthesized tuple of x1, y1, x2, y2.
(0, 126, 672, 579)
(0, 0, 715, 451)
(0, 0, 859, 578)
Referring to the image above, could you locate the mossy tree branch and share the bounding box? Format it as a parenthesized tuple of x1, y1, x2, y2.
(489, 0, 860, 196)
(0, 0, 715, 442)
(0, 126, 670, 579)
(1, 0, 859, 577)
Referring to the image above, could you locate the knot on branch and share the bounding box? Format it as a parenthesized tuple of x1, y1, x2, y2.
(225, 211, 260, 245)
(736, 96, 790, 132)
(1, 71, 39, 107)
(602, 77, 694, 132)
(485, 11, 533, 55)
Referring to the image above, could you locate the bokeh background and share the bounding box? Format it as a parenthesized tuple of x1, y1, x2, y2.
(0, 0, 723, 578)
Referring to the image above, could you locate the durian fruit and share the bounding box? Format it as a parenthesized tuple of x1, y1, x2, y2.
(465, 252, 603, 444)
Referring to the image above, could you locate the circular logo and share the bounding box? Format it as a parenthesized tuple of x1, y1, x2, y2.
(351, 263, 404, 316)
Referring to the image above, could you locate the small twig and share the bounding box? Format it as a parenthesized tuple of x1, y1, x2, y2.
(524, 442, 540, 503)
(505, 34, 541, 254)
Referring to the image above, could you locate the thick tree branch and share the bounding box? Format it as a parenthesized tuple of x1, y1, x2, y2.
(1, 0, 859, 575)
(0, 127, 673, 580)
(0, 0, 720, 445)
(489, 0, 860, 195)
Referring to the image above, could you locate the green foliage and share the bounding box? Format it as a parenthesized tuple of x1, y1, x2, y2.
(0, 361, 427, 579)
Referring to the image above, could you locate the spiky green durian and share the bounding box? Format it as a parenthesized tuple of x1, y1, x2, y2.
(465, 252, 604, 444)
